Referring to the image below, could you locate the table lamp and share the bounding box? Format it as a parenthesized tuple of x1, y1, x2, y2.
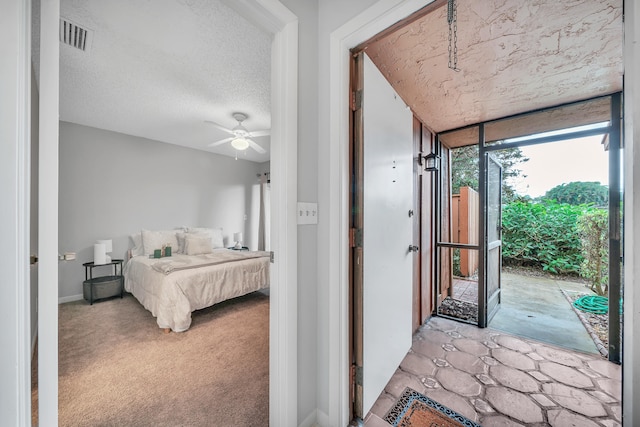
(94, 239, 112, 264)
(233, 232, 243, 249)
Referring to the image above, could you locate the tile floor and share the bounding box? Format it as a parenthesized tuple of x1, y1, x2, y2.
(364, 316, 621, 427)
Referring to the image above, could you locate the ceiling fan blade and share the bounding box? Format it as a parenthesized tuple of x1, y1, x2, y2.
(248, 139, 267, 154)
(208, 137, 234, 147)
(249, 129, 270, 137)
(205, 120, 235, 135)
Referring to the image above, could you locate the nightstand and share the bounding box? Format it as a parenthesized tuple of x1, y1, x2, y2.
(82, 259, 124, 304)
(228, 246, 249, 251)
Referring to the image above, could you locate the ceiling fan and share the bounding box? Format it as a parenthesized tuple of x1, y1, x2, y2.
(206, 112, 269, 154)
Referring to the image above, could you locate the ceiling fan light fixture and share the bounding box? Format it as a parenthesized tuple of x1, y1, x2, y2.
(231, 137, 250, 151)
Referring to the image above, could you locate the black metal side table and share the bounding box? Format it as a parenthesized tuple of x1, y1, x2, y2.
(82, 259, 124, 304)
(227, 246, 249, 251)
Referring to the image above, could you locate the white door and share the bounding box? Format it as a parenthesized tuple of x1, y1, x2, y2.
(360, 53, 414, 415)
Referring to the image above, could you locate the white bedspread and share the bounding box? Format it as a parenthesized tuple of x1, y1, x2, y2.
(124, 249, 270, 332)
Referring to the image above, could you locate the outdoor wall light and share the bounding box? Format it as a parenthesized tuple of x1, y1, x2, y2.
(423, 152, 439, 172)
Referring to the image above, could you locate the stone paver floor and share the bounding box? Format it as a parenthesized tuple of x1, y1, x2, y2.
(452, 278, 478, 304)
(364, 316, 621, 427)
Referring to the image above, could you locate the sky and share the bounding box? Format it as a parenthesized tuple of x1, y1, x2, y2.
(510, 135, 609, 198)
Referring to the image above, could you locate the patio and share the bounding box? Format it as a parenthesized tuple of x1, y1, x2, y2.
(444, 272, 600, 355)
(364, 316, 621, 426)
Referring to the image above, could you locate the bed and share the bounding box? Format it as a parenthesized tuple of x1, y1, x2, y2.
(124, 228, 270, 332)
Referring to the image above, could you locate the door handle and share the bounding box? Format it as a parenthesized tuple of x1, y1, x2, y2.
(408, 245, 419, 253)
(30, 254, 38, 265)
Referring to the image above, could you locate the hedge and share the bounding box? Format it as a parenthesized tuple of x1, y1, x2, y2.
(501, 201, 590, 274)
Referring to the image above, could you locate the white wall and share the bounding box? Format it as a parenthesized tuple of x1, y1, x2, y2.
(58, 121, 265, 299)
(316, 0, 381, 420)
(277, 0, 320, 423)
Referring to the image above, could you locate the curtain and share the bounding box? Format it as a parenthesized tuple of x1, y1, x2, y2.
(258, 174, 271, 251)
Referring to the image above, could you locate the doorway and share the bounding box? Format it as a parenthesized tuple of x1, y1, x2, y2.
(435, 94, 623, 362)
(332, 0, 631, 425)
(35, 1, 299, 425)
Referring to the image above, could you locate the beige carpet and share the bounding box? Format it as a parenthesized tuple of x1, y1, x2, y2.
(53, 291, 269, 426)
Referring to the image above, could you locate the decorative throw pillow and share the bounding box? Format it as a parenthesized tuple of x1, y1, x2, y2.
(176, 232, 187, 254)
(187, 227, 224, 249)
(184, 235, 213, 255)
(141, 229, 179, 255)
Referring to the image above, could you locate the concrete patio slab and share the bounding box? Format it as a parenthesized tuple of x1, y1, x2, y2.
(489, 273, 598, 354)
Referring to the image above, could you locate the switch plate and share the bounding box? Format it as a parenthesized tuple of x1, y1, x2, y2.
(297, 202, 318, 225)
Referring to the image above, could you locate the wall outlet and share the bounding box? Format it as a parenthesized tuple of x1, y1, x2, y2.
(297, 202, 318, 225)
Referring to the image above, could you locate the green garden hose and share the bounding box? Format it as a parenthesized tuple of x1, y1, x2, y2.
(573, 295, 609, 315)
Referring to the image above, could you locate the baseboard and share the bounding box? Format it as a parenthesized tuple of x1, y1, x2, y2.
(299, 409, 318, 427)
(316, 409, 329, 427)
(58, 294, 83, 304)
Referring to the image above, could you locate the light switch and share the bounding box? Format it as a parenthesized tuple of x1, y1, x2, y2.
(297, 202, 318, 225)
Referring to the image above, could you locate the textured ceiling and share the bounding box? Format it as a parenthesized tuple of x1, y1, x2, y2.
(47, 0, 272, 162)
(364, 0, 623, 134)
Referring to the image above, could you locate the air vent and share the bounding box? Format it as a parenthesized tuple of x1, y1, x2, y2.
(59, 18, 93, 52)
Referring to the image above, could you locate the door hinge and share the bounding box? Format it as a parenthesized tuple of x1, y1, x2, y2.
(351, 364, 363, 388)
(350, 228, 363, 248)
(351, 90, 363, 111)
(351, 364, 356, 396)
(270, 251, 275, 263)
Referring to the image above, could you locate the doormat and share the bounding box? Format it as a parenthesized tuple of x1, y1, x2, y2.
(384, 387, 481, 427)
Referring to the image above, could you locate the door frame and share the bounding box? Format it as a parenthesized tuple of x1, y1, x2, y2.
(37, 1, 299, 426)
(438, 94, 623, 333)
(327, 0, 638, 424)
(438, 92, 623, 338)
(0, 0, 32, 424)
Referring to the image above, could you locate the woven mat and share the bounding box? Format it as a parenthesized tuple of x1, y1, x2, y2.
(384, 387, 481, 427)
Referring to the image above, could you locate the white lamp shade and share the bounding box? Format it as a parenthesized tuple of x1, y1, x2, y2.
(94, 243, 107, 265)
(231, 138, 249, 150)
(97, 239, 112, 253)
(233, 232, 243, 243)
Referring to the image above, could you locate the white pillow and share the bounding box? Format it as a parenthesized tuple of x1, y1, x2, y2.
(129, 232, 144, 257)
(184, 235, 213, 255)
(188, 227, 224, 249)
(141, 229, 179, 255)
(176, 231, 187, 254)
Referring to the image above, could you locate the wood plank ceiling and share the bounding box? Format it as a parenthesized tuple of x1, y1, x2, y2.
(363, 0, 623, 137)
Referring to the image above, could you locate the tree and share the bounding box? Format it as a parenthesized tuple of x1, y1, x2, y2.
(451, 145, 528, 202)
(543, 181, 608, 206)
